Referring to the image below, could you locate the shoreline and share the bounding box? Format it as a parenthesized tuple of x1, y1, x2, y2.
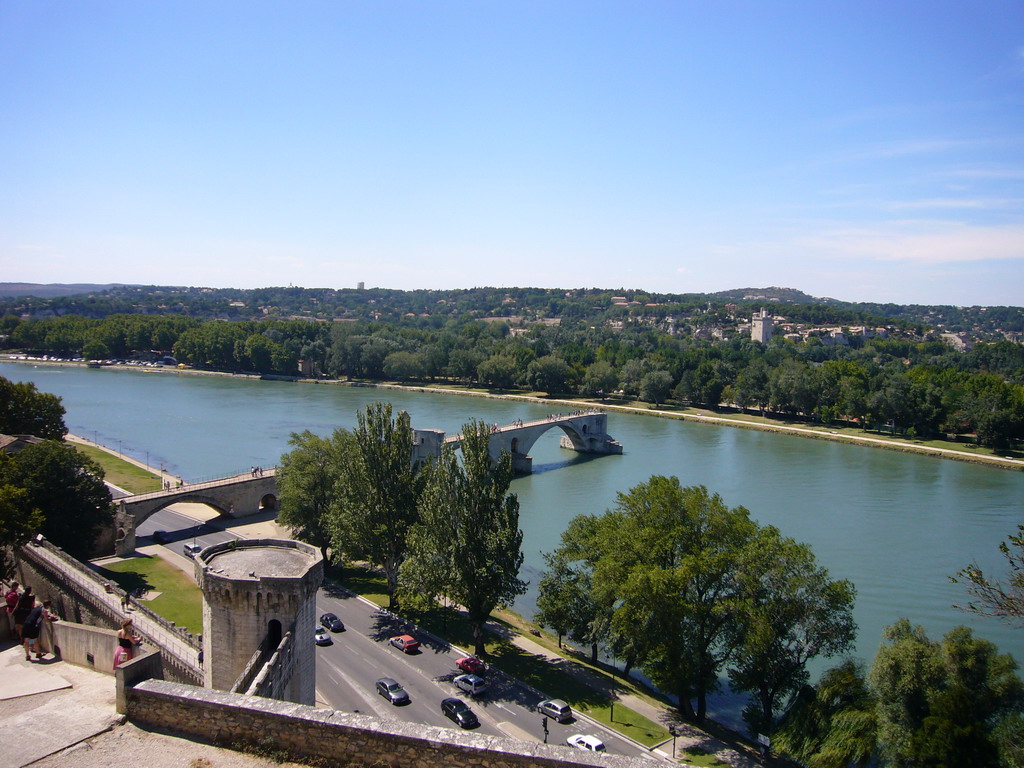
(6, 356, 1022, 472)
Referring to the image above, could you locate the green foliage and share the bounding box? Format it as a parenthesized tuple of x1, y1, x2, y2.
(953, 524, 1024, 625)
(0, 484, 44, 580)
(0, 441, 112, 559)
(402, 419, 526, 656)
(277, 430, 340, 562)
(0, 376, 67, 439)
(325, 403, 425, 610)
(870, 619, 1024, 767)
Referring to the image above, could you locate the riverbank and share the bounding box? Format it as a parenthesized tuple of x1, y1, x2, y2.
(6, 356, 1022, 472)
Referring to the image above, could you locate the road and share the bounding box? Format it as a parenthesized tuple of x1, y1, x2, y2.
(137, 505, 662, 762)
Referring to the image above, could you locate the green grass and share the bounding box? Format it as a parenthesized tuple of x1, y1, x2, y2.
(71, 442, 164, 493)
(95, 556, 203, 633)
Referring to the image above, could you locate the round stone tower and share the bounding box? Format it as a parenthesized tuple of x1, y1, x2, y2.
(196, 538, 323, 705)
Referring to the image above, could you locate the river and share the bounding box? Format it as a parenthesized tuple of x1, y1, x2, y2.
(3, 361, 1022, 722)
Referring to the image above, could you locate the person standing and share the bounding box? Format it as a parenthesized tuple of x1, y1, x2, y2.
(4, 581, 20, 634)
(12, 585, 34, 640)
(114, 617, 141, 668)
(21, 602, 45, 661)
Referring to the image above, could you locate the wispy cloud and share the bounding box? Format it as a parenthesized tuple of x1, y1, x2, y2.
(795, 222, 1024, 265)
(885, 197, 1024, 211)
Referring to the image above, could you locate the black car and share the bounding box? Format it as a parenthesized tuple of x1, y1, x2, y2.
(375, 677, 410, 705)
(320, 612, 345, 632)
(151, 530, 170, 544)
(441, 697, 479, 728)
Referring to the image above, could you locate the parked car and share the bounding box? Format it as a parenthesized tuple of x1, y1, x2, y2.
(538, 699, 572, 722)
(152, 530, 170, 544)
(441, 697, 479, 728)
(453, 673, 487, 696)
(455, 656, 486, 675)
(314, 627, 332, 646)
(566, 734, 606, 752)
(184, 543, 202, 558)
(389, 634, 420, 653)
(375, 677, 410, 705)
(320, 612, 345, 632)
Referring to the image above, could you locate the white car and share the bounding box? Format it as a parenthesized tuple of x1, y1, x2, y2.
(453, 673, 487, 696)
(314, 627, 332, 646)
(566, 734, 606, 752)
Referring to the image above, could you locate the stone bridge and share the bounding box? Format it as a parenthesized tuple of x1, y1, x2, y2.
(413, 410, 622, 474)
(113, 471, 278, 556)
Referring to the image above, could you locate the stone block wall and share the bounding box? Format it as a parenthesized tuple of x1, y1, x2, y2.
(127, 680, 651, 768)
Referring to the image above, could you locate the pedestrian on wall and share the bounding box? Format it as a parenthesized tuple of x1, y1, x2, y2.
(4, 581, 20, 633)
(21, 602, 45, 661)
(114, 617, 141, 668)
(13, 585, 34, 639)
(37, 600, 58, 656)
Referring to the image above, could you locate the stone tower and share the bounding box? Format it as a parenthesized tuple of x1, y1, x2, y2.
(196, 538, 323, 705)
(751, 307, 774, 344)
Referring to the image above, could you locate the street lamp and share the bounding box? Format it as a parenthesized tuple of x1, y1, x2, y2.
(669, 725, 678, 759)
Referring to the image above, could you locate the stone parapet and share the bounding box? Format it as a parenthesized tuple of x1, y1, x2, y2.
(127, 680, 651, 768)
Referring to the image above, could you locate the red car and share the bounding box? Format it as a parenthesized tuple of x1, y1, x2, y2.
(456, 656, 486, 675)
(389, 634, 420, 653)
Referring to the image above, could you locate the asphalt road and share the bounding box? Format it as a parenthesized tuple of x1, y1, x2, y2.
(139, 506, 661, 761)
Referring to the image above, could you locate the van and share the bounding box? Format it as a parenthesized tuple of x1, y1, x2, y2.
(537, 698, 572, 722)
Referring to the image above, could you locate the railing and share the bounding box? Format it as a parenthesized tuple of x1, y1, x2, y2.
(20, 539, 201, 683)
(124, 468, 279, 502)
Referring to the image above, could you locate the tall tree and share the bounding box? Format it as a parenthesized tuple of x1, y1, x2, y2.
(953, 524, 1024, 625)
(773, 659, 878, 768)
(326, 403, 425, 610)
(730, 527, 858, 734)
(0, 442, 112, 559)
(276, 430, 340, 562)
(0, 376, 67, 440)
(870, 619, 1024, 768)
(0, 484, 44, 580)
(402, 419, 526, 656)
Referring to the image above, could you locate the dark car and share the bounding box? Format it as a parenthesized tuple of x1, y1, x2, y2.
(320, 612, 345, 632)
(375, 677, 410, 705)
(151, 530, 170, 544)
(441, 697, 479, 729)
(455, 656, 486, 675)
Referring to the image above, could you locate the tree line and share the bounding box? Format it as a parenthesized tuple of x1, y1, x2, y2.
(5, 310, 1023, 448)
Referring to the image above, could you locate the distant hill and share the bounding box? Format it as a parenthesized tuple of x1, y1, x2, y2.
(706, 286, 840, 304)
(0, 282, 136, 298)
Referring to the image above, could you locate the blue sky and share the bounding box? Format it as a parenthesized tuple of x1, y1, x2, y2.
(2, 2, 1022, 305)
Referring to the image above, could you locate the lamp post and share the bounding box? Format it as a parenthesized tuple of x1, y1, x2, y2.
(669, 725, 678, 759)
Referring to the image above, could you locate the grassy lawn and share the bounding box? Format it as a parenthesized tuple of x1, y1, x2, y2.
(95, 556, 203, 634)
(71, 442, 164, 493)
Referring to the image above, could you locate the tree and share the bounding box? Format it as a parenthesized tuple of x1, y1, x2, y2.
(277, 430, 340, 562)
(729, 527, 857, 733)
(535, 550, 603, 657)
(402, 419, 526, 656)
(580, 360, 617, 398)
(0, 376, 67, 440)
(953, 524, 1024, 625)
(526, 355, 572, 394)
(639, 369, 674, 406)
(0, 484, 44, 580)
(0, 441, 112, 559)
(773, 659, 878, 768)
(870, 619, 1024, 767)
(326, 403, 425, 610)
(476, 354, 518, 389)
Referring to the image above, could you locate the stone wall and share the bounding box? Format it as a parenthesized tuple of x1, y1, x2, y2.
(127, 680, 651, 768)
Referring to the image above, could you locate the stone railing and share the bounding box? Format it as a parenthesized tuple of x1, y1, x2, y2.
(18, 539, 201, 684)
(127, 680, 651, 768)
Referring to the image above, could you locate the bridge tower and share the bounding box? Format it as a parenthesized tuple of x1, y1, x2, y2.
(195, 538, 323, 704)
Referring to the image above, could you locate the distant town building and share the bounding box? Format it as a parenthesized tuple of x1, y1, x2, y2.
(751, 308, 774, 344)
(357, 282, 365, 290)
(941, 332, 973, 352)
